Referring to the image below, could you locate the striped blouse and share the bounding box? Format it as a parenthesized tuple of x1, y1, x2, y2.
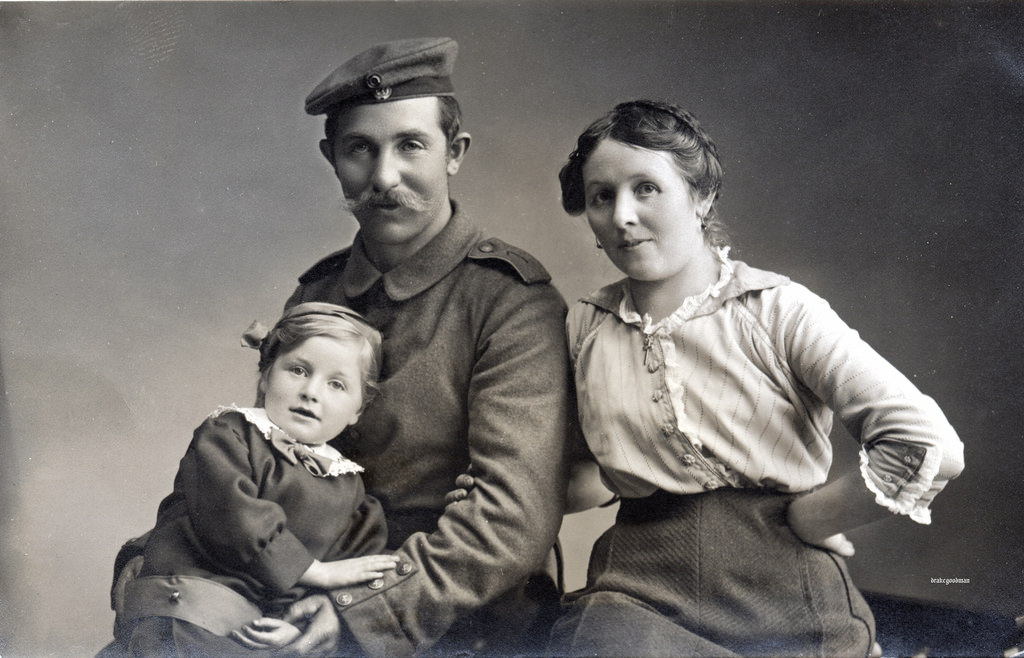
(567, 257, 964, 524)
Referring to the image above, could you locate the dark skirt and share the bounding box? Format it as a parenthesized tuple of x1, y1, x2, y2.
(549, 488, 875, 657)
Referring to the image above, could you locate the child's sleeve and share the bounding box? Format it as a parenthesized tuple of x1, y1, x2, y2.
(178, 416, 315, 593)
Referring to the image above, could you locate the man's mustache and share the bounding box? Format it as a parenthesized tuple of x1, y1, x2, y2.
(344, 189, 427, 214)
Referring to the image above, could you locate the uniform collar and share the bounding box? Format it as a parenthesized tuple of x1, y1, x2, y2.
(582, 259, 789, 321)
(341, 201, 483, 301)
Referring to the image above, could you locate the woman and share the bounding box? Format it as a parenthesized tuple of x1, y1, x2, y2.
(550, 100, 964, 657)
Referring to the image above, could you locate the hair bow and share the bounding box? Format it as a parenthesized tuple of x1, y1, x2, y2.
(241, 320, 269, 350)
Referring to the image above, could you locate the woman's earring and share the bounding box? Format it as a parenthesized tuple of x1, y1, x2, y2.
(699, 215, 708, 231)
(596, 239, 604, 250)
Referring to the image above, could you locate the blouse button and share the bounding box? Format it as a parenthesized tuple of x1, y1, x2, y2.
(168, 590, 181, 604)
(702, 481, 716, 490)
(904, 455, 914, 464)
(652, 391, 663, 402)
(883, 474, 894, 482)
(661, 424, 674, 436)
(647, 362, 659, 373)
(682, 454, 696, 465)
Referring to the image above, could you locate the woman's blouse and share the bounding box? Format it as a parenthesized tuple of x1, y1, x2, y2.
(567, 256, 964, 524)
(139, 407, 388, 608)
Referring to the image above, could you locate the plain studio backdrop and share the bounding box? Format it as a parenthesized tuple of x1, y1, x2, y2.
(1, 2, 1022, 656)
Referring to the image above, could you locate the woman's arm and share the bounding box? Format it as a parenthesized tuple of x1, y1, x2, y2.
(565, 458, 617, 514)
(786, 470, 889, 545)
(779, 283, 964, 526)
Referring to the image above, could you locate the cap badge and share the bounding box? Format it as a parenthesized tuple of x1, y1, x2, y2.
(365, 73, 392, 101)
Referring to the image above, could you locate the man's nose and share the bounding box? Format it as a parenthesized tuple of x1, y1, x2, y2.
(370, 150, 401, 191)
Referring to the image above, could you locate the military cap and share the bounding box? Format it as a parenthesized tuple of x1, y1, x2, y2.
(305, 37, 458, 116)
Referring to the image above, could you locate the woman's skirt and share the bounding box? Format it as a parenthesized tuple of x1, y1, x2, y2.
(549, 488, 875, 657)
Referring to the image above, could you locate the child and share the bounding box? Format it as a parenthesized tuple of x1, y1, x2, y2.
(549, 100, 965, 657)
(108, 302, 399, 655)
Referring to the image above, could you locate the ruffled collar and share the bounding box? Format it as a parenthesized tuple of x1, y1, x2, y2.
(211, 405, 364, 478)
(619, 247, 735, 336)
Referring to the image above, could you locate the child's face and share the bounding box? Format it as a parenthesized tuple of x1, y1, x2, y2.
(262, 335, 364, 445)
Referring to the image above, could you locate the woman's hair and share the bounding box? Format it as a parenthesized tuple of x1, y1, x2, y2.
(254, 303, 383, 411)
(559, 99, 729, 249)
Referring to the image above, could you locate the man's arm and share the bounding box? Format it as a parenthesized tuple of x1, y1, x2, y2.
(331, 280, 573, 655)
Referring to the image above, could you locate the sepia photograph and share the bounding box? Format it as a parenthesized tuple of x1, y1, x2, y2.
(1, 1, 1022, 656)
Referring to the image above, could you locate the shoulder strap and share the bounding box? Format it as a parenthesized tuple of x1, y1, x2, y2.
(467, 238, 551, 284)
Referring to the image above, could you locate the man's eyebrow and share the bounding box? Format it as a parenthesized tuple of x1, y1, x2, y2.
(338, 129, 434, 142)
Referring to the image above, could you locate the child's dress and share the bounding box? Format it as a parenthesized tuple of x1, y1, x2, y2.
(116, 406, 388, 655)
(550, 253, 964, 657)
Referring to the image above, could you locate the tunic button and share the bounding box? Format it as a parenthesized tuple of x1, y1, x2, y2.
(168, 590, 180, 604)
(397, 562, 412, 575)
(478, 242, 494, 253)
(335, 592, 353, 606)
(365, 73, 383, 89)
(368, 578, 384, 590)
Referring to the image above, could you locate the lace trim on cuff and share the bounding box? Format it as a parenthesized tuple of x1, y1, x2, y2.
(858, 444, 942, 525)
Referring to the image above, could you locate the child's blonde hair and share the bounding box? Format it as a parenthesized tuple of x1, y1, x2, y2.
(252, 303, 383, 411)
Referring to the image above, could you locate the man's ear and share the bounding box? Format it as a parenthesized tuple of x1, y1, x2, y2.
(319, 138, 334, 164)
(446, 132, 471, 176)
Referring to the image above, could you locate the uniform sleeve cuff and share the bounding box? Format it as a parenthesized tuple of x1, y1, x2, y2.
(330, 559, 418, 656)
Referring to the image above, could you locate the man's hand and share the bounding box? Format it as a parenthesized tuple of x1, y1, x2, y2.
(112, 555, 144, 631)
(276, 593, 341, 657)
(232, 617, 303, 650)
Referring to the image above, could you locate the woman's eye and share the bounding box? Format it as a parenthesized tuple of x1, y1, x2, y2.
(636, 183, 659, 196)
(589, 190, 613, 207)
(289, 366, 307, 376)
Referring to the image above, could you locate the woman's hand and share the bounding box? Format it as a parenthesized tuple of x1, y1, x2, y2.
(299, 555, 399, 589)
(801, 531, 856, 557)
(786, 470, 890, 554)
(232, 617, 302, 650)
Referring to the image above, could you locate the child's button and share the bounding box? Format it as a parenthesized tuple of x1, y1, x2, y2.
(335, 592, 353, 606)
(368, 578, 385, 590)
(397, 562, 413, 576)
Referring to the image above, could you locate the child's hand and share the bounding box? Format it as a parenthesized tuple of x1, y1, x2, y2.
(299, 554, 399, 589)
(445, 473, 475, 506)
(232, 617, 302, 650)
